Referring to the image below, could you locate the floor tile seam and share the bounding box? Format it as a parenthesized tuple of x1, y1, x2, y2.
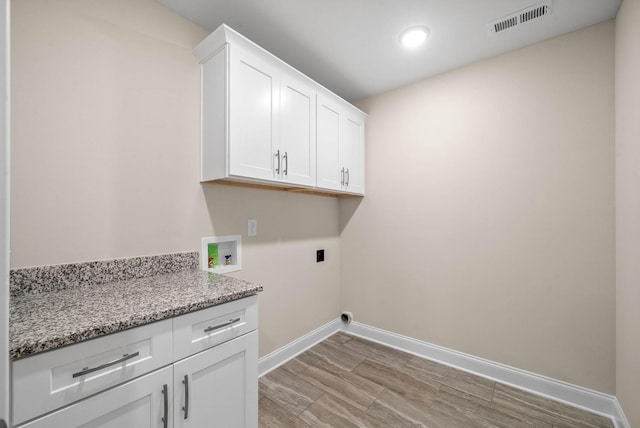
(293, 369, 331, 410)
(298, 391, 331, 417)
(348, 341, 415, 369)
(296, 367, 376, 414)
(366, 391, 433, 428)
(339, 343, 376, 366)
(493, 383, 612, 426)
(480, 394, 552, 427)
(488, 397, 577, 428)
(293, 415, 313, 428)
(324, 362, 388, 406)
(350, 359, 397, 405)
(363, 390, 412, 427)
(354, 356, 444, 405)
(407, 353, 500, 385)
(260, 375, 325, 419)
(434, 382, 500, 408)
(259, 395, 313, 427)
(307, 346, 366, 372)
(413, 367, 497, 405)
(272, 372, 323, 400)
(306, 391, 388, 428)
(296, 363, 384, 422)
(492, 388, 604, 428)
(363, 384, 392, 414)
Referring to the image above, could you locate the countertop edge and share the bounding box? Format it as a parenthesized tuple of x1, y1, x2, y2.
(10, 270, 263, 361)
(10, 288, 262, 361)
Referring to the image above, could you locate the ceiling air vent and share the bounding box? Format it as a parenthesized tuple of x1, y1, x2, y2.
(488, 0, 552, 34)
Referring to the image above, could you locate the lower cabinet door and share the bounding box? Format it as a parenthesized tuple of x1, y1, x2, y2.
(18, 366, 173, 428)
(173, 331, 258, 428)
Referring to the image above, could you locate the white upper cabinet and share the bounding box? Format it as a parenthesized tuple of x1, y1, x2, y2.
(194, 24, 364, 196)
(317, 92, 365, 195)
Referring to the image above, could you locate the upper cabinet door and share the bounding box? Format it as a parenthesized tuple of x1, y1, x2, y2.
(316, 94, 342, 192)
(317, 92, 365, 195)
(279, 71, 316, 187)
(341, 113, 365, 195)
(229, 45, 280, 182)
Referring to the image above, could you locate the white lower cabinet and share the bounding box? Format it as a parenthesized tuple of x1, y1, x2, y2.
(19, 365, 173, 428)
(13, 297, 259, 428)
(173, 331, 258, 428)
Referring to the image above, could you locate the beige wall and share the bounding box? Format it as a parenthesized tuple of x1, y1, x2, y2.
(615, 1, 640, 424)
(10, 0, 341, 357)
(342, 21, 615, 393)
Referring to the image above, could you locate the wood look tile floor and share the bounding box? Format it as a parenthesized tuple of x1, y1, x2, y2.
(258, 332, 613, 428)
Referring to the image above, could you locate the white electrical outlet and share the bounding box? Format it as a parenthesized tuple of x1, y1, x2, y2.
(248, 219, 257, 237)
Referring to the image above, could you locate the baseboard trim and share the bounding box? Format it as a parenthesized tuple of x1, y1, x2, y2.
(613, 398, 631, 428)
(258, 318, 342, 377)
(344, 321, 629, 428)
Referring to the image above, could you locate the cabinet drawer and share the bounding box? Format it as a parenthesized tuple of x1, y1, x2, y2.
(16, 365, 173, 428)
(173, 295, 257, 361)
(12, 318, 173, 426)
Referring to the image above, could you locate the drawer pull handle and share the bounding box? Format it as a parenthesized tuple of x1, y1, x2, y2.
(182, 374, 190, 419)
(72, 352, 140, 378)
(204, 317, 241, 334)
(161, 384, 168, 428)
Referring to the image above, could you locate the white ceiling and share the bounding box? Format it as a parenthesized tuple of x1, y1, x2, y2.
(158, 0, 621, 102)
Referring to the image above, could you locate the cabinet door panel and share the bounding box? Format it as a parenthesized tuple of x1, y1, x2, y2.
(174, 331, 258, 428)
(280, 73, 316, 186)
(316, 96, 342, 191)
(19, 366, 172, 428)
(229, 46, 279, 181)
(342, 114, 365, 194)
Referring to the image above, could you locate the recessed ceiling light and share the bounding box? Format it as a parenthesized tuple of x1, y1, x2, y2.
(400, 26, 430, 48)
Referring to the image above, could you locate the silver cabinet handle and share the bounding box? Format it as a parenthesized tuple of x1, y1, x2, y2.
(345, 168, 350, 186)
(275, 150, 281, 174)
(72, 352, 140, 378)
(204, 317, 241, 334)
(182, 374, 190, 419)
(283, 151, 288, 176)
(161, 384, 168, 428)
(341, 168, 345, 185)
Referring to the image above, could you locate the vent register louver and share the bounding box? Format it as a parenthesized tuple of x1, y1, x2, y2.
(488, 0, 552, 34)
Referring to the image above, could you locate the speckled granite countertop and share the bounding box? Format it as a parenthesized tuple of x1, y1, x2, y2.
(10, 268, 263, 361)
